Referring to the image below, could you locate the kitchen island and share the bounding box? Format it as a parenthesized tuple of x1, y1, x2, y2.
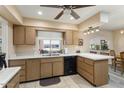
(8, 53, 113, 87)
(0, 67, 21, 88)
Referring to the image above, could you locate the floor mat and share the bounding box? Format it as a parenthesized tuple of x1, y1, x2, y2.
(40, 77, 61, 86)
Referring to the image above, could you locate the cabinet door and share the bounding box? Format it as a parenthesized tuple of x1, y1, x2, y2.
(64, 31, 73, 45)
(26, 59, 40, 81)
(13, 26, 25, 45)
(73, 31, 79, 45)
(25, 27, 36, 45)
(41, 62, 52, 78)
(53, 61, 64, 76)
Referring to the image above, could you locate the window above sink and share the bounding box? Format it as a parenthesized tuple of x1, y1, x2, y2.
(37, 31, 63, 55)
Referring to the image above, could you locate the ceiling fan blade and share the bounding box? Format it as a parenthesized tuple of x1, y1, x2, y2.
(70, 10, 80, 19)
(71, 5, 95, 9)
(54, 10, 64, 20)
(40, 5, 63, 8)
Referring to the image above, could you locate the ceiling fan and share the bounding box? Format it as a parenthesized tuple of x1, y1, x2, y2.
(40, 5, 95, 20)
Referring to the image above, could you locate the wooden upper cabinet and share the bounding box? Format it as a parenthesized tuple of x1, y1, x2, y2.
(73, 31, 79, 45)
(13, 26, 25, 45)
(13, 25, 36, 45)
(25, 27, 36, 45)
(64, 31, 73, 45)
(26, 59, 40, 81)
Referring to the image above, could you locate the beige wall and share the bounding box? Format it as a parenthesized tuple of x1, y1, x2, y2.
(64, 30, 114, 53)
(78, 13, 101, 31)
(0, 24, 1, 36)
(8, 22, 16, 57)
(113, 30, 124, 54)
(81, 30, 114, 52)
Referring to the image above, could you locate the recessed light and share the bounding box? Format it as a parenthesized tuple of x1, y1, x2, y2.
(87, 32, 90, 34)
(84, 33, 87, 35)
(38, 11, 43, 15)
(70, 16, 74, 20)
(120, 30, 124, 34)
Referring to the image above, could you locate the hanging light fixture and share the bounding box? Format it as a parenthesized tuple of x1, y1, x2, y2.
(83, 26, 100, 35)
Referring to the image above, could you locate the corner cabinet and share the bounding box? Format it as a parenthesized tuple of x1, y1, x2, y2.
(63, 31, 79, 45)
(13, 25, 36, 45)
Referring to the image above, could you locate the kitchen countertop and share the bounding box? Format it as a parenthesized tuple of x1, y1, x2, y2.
(8, 53, 114, 61)
(0, 67, 21, 88)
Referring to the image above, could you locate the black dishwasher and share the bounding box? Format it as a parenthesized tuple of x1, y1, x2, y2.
(64, 56, 77, 75)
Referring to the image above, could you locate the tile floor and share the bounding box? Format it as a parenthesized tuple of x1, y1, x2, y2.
(20, 67, 124, 88)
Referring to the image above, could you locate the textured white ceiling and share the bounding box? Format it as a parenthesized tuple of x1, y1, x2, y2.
(16, 5, 124, 30)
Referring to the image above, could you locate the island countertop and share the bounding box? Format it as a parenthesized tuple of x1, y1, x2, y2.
(8, 53, 114, 61)
(0, 67, 21, 88)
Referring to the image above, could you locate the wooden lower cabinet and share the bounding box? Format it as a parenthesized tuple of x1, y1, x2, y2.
(53, 61, 64, 76)
(26, 59, 40, 81)
(9, 57, 64, 82)
(41, 57, 64, 78)
(8, 60, 26, 82)
(77, 56, 108, 86)
(7, 72, 20, 88)
(41, 62, 52, 78)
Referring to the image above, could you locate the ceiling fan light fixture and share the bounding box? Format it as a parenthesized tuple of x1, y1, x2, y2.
(87, 32, 90, 34)
(70, 16, 74, 20)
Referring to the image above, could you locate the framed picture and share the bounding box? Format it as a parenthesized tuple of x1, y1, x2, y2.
(78, 39, 83, 46)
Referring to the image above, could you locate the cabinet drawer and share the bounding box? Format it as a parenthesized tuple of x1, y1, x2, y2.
(81, 69, 94, 83)
(81, 62, 93, 75)
(84, 59, 94, 66)
(7, 73, 20, 88)
(41, 57, 63, 63)
(77, 60, 83, 68)
(9, 60, 25, 66)
(78, 68, 93, 83)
